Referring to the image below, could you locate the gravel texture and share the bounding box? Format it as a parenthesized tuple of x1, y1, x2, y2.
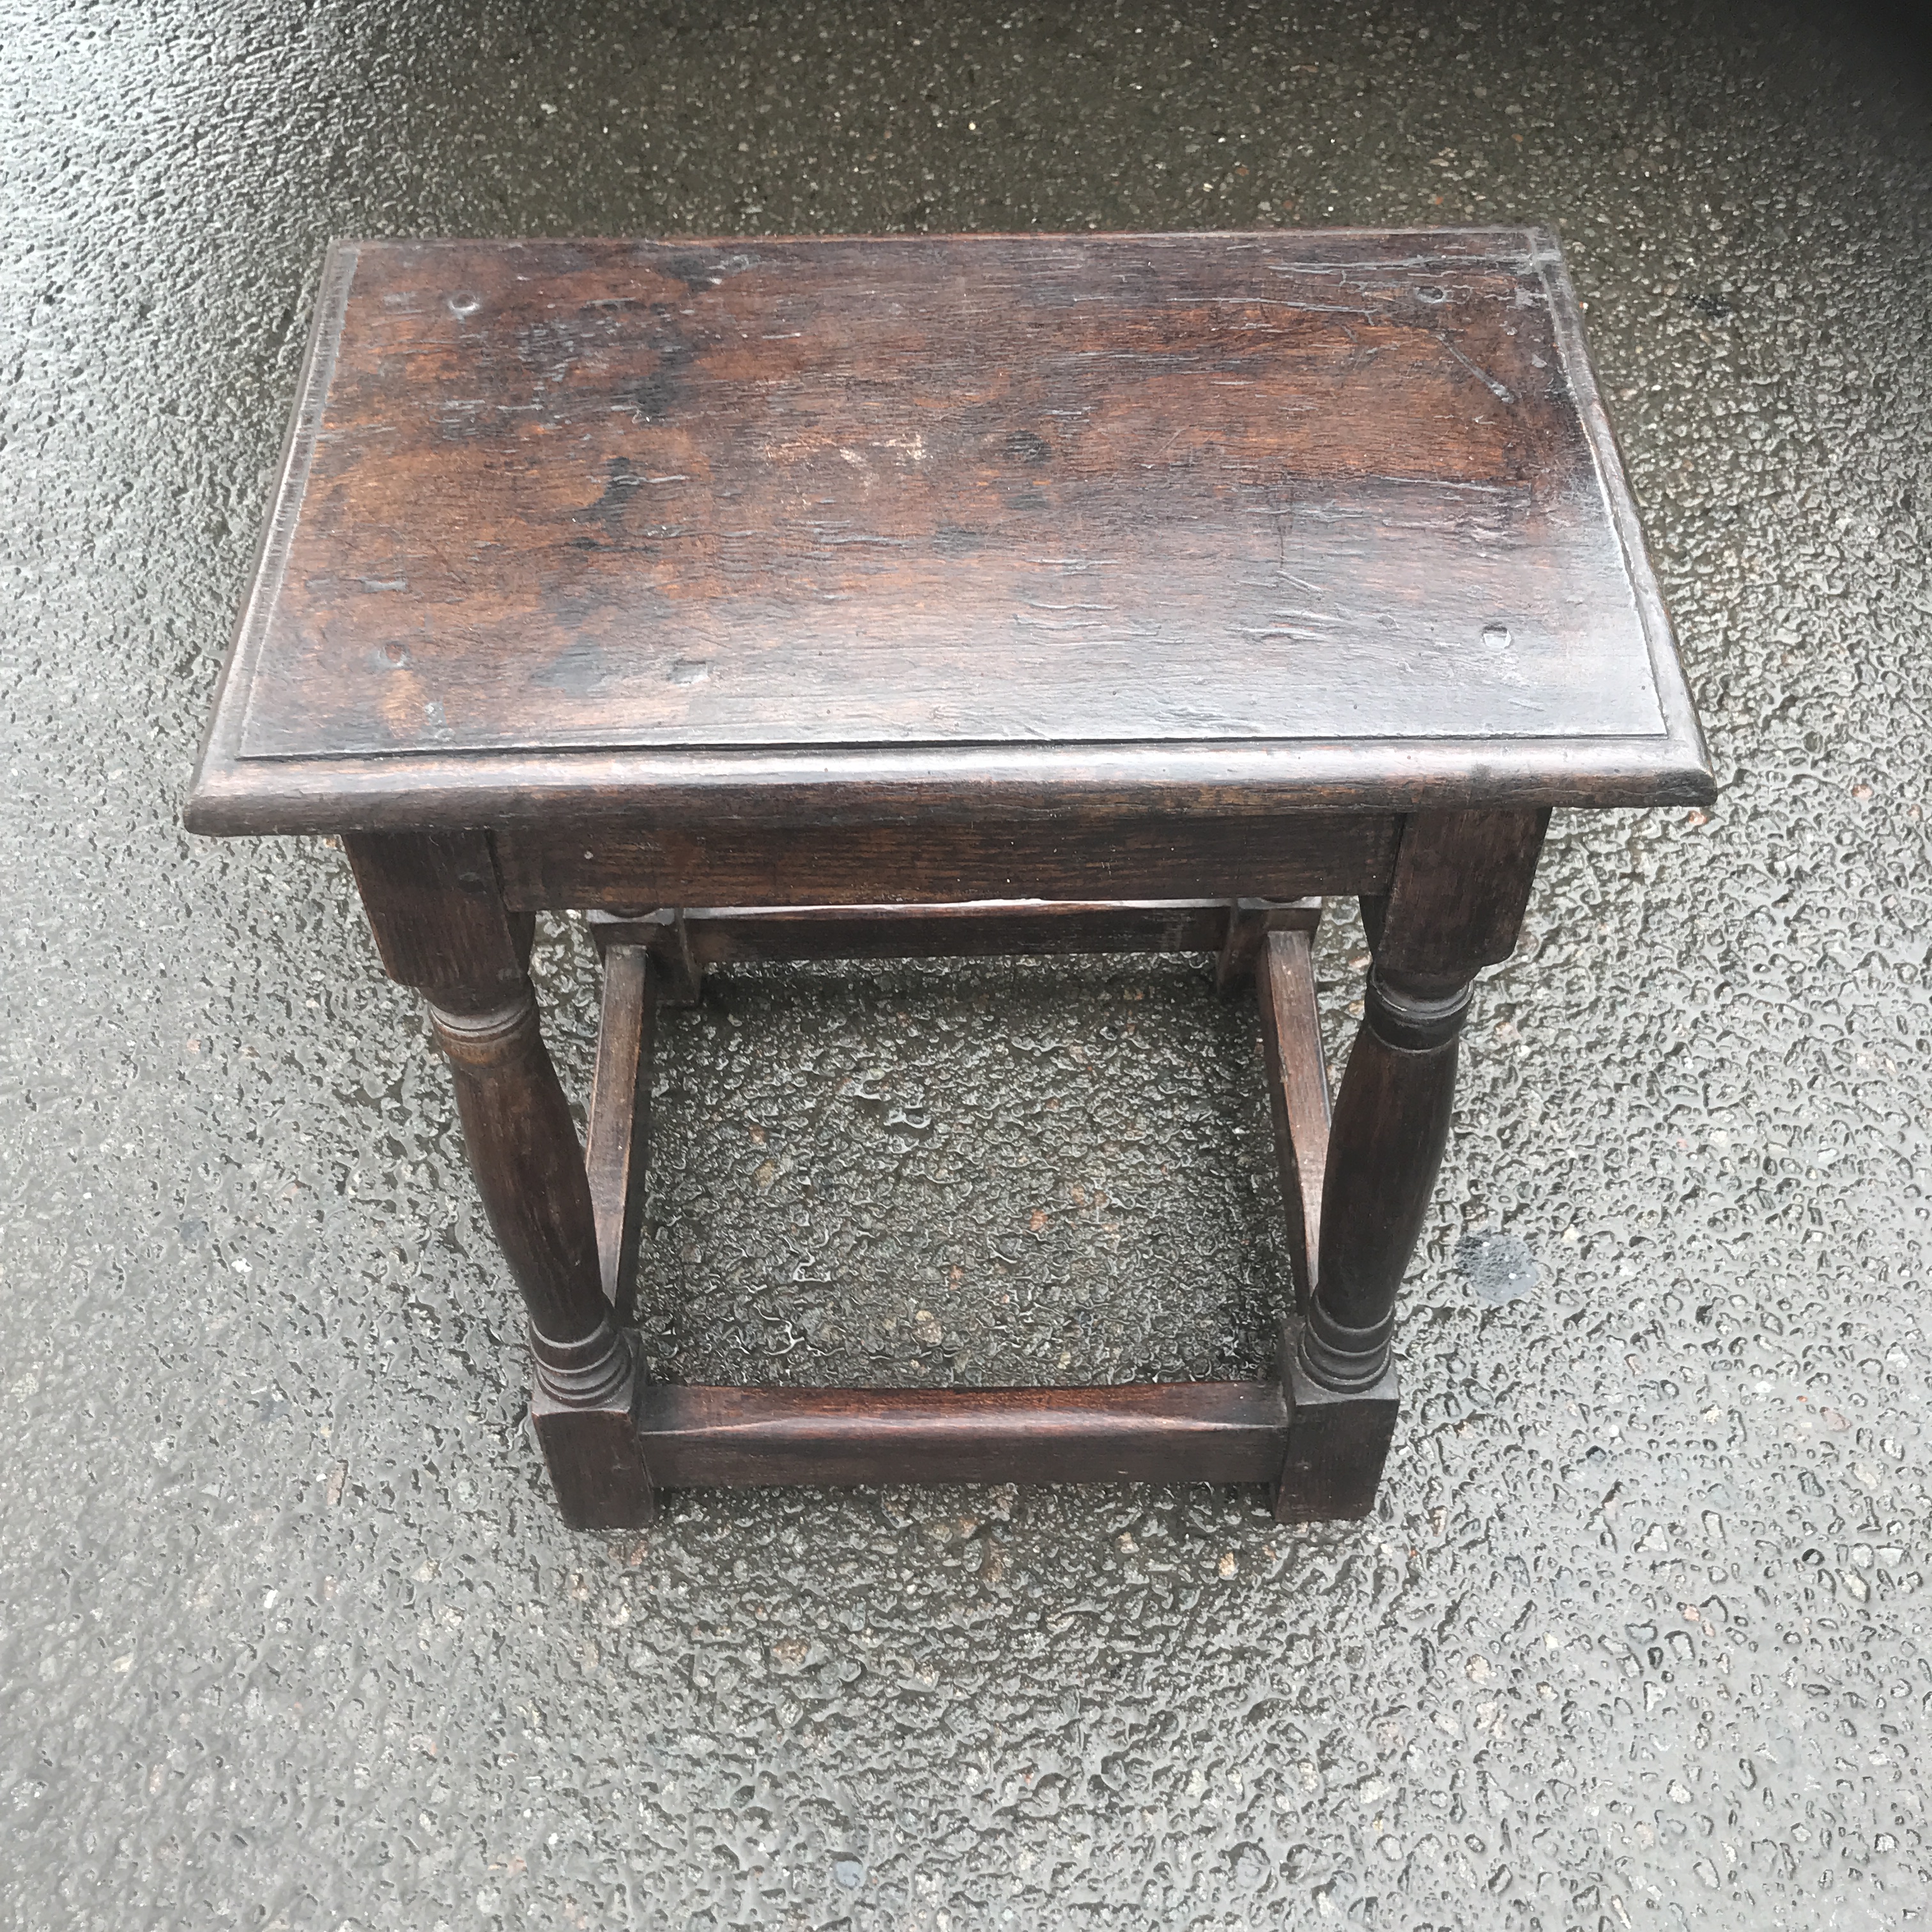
(2, 2, 1930, 1926)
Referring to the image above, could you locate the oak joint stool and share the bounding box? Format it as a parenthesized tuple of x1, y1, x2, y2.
(188, 229, 1711, 1531)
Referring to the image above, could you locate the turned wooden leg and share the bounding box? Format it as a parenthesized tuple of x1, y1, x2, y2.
(1275, 809, 1549, 1523)
(346, 831, 655, 1529)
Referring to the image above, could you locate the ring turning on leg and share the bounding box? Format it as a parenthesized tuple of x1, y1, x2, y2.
(1273, 808, 1547, 1523)
(348, 831, 656, 1529)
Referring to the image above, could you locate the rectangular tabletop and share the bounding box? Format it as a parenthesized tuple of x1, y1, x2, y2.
(187, 229, 1710, 834)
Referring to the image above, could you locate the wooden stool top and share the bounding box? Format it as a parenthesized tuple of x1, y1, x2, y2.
(186, 229, 1710, 837)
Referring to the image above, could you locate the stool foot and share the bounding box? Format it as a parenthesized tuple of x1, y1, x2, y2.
(1272, 1319, 1399, 1523)
(532, 1356, 657, 1530)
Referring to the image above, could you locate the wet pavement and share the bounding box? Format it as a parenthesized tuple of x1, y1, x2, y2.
(3, 1, 1931, 1925)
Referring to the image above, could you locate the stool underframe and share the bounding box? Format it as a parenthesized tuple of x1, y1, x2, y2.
(344, 806, 1548, 1530)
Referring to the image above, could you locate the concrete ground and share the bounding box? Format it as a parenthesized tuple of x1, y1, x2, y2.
(3, 1, 1930, 1926)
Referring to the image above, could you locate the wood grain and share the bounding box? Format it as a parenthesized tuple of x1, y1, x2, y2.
(185, 735, 1712, 837)
(190, 230, 1708, 1531)
(594, 897, 1240, 964)
(1302, 808, 1547, 1392)
(344, 829, 527, 996)
(633, 1381, 1289, 1489)
(1257, 925, 1333, 1310)
(585, 944, 656, 1312)
(1369, 806, 1551, 990)
(493, 809, 1399, 910)
(531, 1378, 656, 1531)
(186, 229, 1713, 836)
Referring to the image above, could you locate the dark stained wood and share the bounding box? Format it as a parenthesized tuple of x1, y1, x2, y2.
(348, 831, 654, 1527)
(186, 738, 1711, 838)
(350, 829, 617, 1350)
(585, 944, 657, 1314)
(1218, 900, 1273, 994)
(1256, 924, 1332, 1311)
(429, 991, 653, 1527)
(429, 991, 616, 1349)
(592, 908, 703, 1000)
(1273, 1346, 1399, 1524)
(493, 811, 1399, 910)
(1216, 894, 1321, 992)
(232, 234, 1669, 757)
(634, 1381, 1289, 1489)
(657, 907, 703, 1004)
(344, 830, 528, 997)
(532, 1379, 656, 1531)
(1303, 973, 1469, 1377)
(1371, 807, 1551, 990)
(1272, 808, 1545, 1517)
(594, 896, 1280, 967)
(186, 229, 1713, 839)
(190, 230, 1709, 1533)
(1296, 806, 1538, 1491)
